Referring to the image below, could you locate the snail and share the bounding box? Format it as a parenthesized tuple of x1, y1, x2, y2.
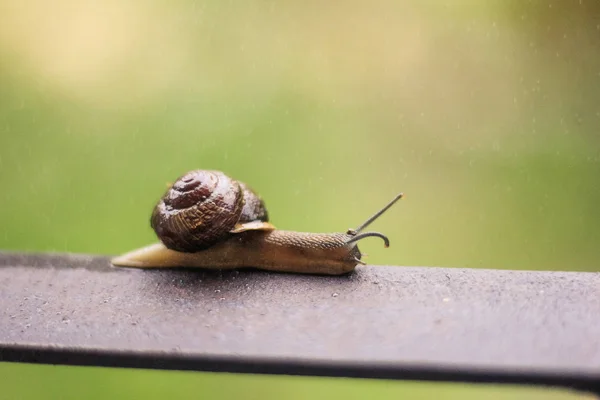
(111, 170, 403, 275)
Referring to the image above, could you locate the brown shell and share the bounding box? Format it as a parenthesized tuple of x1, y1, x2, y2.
(150, 170, 269, 252)
(239, 182, 269, 223)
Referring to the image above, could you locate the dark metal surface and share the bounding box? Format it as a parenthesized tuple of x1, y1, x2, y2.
(0, 252, 599, 394)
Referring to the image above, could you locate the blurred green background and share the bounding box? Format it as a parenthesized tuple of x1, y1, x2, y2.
(0, 0, 598, 399)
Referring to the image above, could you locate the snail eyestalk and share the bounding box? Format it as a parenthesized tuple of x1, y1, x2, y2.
(346, 231, 390, 248)
(346, 193, 403, 237)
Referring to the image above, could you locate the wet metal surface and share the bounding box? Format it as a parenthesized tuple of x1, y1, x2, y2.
(0, 251, 599, 394)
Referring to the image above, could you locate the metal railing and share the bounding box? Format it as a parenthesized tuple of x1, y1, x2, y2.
(1, 252, 598, 396)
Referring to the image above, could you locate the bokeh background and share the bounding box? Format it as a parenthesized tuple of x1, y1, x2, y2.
(1, 0, 598, 399)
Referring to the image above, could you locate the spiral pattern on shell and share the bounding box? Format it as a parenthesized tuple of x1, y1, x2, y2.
(150, 170, 268, 252)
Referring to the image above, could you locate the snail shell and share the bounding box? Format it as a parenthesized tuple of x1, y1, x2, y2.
(150, 170, 274, 252)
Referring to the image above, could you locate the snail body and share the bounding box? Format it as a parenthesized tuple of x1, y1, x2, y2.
(111, 170, 402, 275)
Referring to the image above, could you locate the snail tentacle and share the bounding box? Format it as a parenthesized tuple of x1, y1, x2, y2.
(345, 231, 390, 248)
